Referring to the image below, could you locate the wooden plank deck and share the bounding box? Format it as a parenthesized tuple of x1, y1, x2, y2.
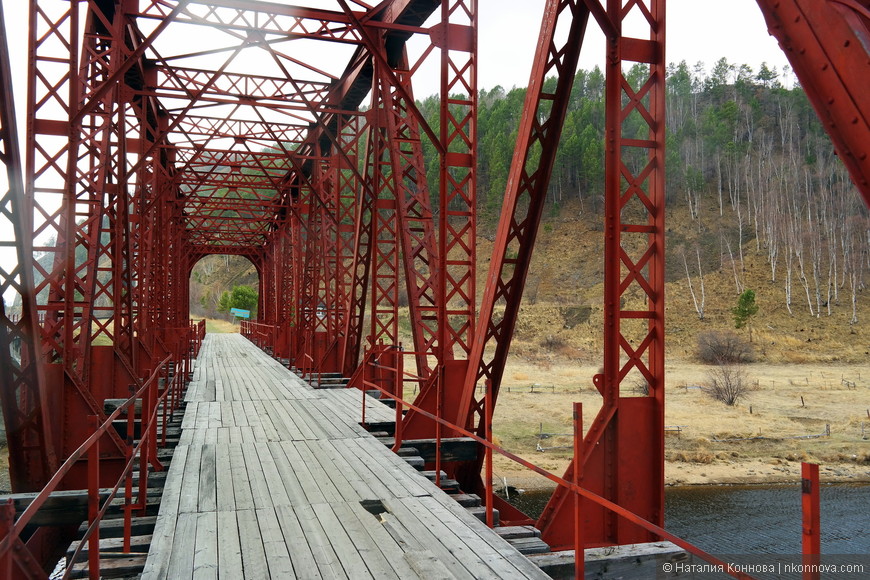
(141, 334, 549, 579)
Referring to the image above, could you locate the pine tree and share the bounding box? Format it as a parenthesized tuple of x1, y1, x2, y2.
(732, 289, 759, 342)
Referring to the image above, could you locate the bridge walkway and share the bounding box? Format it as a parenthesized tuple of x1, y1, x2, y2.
(140, 333, 549, 579)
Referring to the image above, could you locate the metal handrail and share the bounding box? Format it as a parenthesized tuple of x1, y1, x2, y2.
(357, 353, 756, 580)
(0, 352, 181, 579)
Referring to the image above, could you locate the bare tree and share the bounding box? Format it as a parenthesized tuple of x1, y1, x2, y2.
(706, 364, 750, 406)
(680, 244, 706, 320)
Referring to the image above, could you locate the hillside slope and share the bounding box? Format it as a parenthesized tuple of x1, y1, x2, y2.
(495, 200, 869, 365)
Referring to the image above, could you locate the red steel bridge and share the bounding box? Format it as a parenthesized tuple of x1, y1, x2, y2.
(0, 0, 868, 576)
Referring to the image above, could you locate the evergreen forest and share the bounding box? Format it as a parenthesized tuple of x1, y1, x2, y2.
(414, 57, 869, 323)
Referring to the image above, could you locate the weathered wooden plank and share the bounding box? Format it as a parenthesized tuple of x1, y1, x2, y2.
(207, 401, 222, 428)
(377, 504, 475, 580)
(263, 399, 302, 441)
(228, 442, 255, 510)
(273, 504, 322, 579)
(404, 550, 457, 580)
(139, 447, 189, 580)
(166, 512, 197, 579)
(312, 502, 375, 579)
(346, 438, 429, 498)
(255, 508, 296, 577)
(216, 511, 244, 579)
(284, 441, 339, 505)
(178, 443, 203, 514)
(237, 509, 269, 578)
(299, 398, 353, 439)
(198, 443, 217, 513)
(415, 495, 549, 579)
(254, 401, 280, 441)
(195, 401, 211, 430)
(302, 440, 358, 502)
(281, 399, 318, 440)
(181, 402, 198, 430)
(242, 400, 261, 428)
(253, 442, 290, 508)
(267, 442, 308, 506)
(393, 495, 523, 579)
(331, 501, 411, 579)
(192, 511, 218, 580)
(327, 439, 395, 500)
(400, 497, 507, 577)
(294, 504, 348, 579)
(216, 427, 231, 447)
(241, 441, 272, 510)
(317, 440, 375, 501)
(215, 439, 235, 512)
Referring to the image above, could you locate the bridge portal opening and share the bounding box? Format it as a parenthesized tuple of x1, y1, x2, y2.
(189, 254, 260, 331)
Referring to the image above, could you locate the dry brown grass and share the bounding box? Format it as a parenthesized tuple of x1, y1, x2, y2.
(489, 358, 870, 488)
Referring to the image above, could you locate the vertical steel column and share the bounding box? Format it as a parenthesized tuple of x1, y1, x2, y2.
(367, 65, 400, 349)
(382, 58, 442, 378)
(0, 1, 58, 491)
(296, 178, 322, 374)
(332, 117, 365, 374)
(334, 0, 443, 380)
(538, 0, 666, 549)
(25, 0, 131, 487)
(342, 127, 375, 375)
(461, 0, 591, 442)
(435, 0, 477, 361)
(401, 0, 478, 441)
(801, 462, 821, 580)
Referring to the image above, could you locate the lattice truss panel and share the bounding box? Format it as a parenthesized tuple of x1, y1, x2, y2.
(5, 0, 479, 493)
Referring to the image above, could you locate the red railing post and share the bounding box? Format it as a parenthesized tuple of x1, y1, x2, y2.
(801, 462, 821, 580)
(574, 402, 584, 579)
(434, 365, 444, 489)
(124, 385, 135, 551)
(485, 379, 494, 528)
(361, 376, 367, 427)
(87, 415, 100, 580)
(392, 349, 404, 453)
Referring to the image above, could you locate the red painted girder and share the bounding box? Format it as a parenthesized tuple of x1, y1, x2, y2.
(538, 0, 666, 550)
(150, 66, 332, 103)
(435, 0, 477, 361)
(379, 58, 442, 377)
(755, 0, 870, 205)
(168, 117, 310, 141)
(136, 1, 365, 44)
(460, 0, 591, 433)
(0, 2, 58, 492)
(366, 80, 401, 348)
(341, 158, 375, 375)
(393, 0, 478, 441)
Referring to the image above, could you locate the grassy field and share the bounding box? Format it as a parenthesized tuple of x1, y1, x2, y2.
(488, 358, 870, 489)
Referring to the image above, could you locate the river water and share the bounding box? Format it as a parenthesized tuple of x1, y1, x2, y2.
(508, 483, 870, 554)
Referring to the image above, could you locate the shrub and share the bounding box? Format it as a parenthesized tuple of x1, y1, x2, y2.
(541, 335, 566, 351)
(706, 364, 750, 406)
(631, 377, 650, 395)
(696, 330, 754, 364)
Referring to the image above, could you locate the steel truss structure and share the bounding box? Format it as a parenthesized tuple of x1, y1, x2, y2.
(1, 0, 868, 574)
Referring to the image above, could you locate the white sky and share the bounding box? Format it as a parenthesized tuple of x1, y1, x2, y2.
(1, 0, 793, 304)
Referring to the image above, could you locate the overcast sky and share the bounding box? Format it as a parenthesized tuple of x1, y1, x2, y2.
(1, 0, 794, 301)
(2, 0, 793, 97)
(479, 0, 793, 93)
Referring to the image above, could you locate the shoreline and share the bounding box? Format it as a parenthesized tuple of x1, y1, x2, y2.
(493, 457, 870, 492)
